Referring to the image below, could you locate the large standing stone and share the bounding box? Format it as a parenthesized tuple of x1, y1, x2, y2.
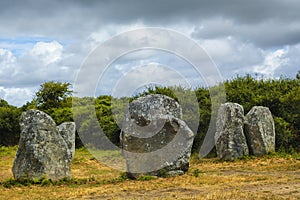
(244, 106, 275, 156)
(127, 94, 182, 125)
(120, 94, 195, 178)
(215, 103, 249, 161)
(12, 110, 76, 181)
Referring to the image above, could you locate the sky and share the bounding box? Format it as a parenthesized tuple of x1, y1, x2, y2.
(0, 0, 300, 107)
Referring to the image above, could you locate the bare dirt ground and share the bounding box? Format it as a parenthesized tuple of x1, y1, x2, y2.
(1, 147, 299, 199)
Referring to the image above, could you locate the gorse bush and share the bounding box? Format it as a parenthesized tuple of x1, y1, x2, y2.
(0, 74, 299, 154)
(0, 100, 21, 146)
(224, 75, 300, 152)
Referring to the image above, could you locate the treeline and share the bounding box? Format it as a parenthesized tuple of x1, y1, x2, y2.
(0, 73, 299, 154)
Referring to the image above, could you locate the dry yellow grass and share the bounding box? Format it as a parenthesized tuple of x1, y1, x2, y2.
(0, 147, 299, 199)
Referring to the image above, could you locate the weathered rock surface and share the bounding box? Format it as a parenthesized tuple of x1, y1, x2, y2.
(127, 94, 182, 126)
(12, 109, 75, 180)
(215, 103, 249, 161)
(120, 94, 195, 178)
(244, 106, 275, 156)
(57, 122, 76, 160)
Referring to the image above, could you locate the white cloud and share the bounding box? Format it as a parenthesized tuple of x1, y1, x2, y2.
(280, 44, 300, 77)
(0, 48, 16, 63)
(86, 22, 146, 50)
(0, 86, 36, 107)
(112, 63, 190, 97)
(29, 41, 63, 65)
(200, 38, 233, 59)
(198, 37, 264, 77)
(0, 48, 16, 70)
(0, 48, 17, 81)
(0, 40, 78, 106)
(253, 49, 289, 78)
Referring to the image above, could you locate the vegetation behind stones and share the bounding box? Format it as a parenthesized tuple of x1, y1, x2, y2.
(0, 73, 299, 154)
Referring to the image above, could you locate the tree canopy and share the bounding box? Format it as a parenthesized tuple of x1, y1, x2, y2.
(35, 81, 72, 111)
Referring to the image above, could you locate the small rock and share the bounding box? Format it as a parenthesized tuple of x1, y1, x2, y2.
(166, 170, 184, 177)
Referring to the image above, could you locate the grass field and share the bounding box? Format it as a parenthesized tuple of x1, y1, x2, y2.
(0, 146, 300, 199)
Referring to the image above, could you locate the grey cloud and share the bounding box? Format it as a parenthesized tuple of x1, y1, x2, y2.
(192, 18, 300, 48)
(1, 0, 300, 46)
(1, 0, 300, 106)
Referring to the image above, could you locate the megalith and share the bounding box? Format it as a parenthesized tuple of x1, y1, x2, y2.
(244, 106, 275, 156)
(215, 103, 249, 161)
(12, 109, 76, 180)
(120, 94, 195, 178)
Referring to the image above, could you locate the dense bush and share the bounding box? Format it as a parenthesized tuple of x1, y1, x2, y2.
(0, 100, 21, 146)
(0, 74, 299, 154)
(224, 75, 300, 152)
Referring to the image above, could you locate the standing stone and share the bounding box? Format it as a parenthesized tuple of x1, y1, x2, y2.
(12, 110, 75, 181)
(120, 94, 195, 178)
(215, 103, 249, 161)
(57, 122, 76, 160)
(244, 106, 275, 156)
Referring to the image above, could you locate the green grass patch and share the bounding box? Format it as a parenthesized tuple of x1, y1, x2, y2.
(0, 146, 17, 157)
(266, 151, 300, 160)
(136, 175, 157, 181)
(0, 176, 100, 188)
(0, 174, 130, 188)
